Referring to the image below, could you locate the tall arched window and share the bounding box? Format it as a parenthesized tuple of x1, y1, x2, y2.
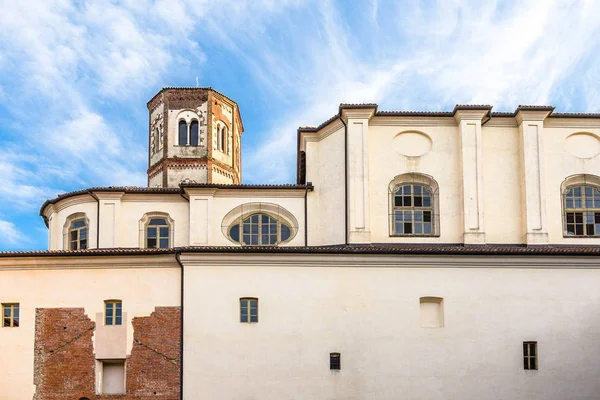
(562, 175, 600, 237)
(222, 126, 227, 153)
(389, 173, 439, 236)
(178, 120, 188, 145)
(190, 120, 199, 146)
(216, 124, 222, 150)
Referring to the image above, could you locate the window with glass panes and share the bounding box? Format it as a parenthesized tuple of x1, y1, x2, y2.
(2, 303, 19, 327)
(330, 353, 341, 370)
(69, 219, 88, 250)
(105, 300, 122, 326)
(523, 341, 537, 370)
(146, 218, 170, 248)
(392, 184, 434, 235)
(229, 214, 292, 245)
(240, 298, 258, 323)
(564, 185, 600, 236)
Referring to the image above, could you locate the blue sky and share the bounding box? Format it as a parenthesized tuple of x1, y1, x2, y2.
(0, 0, 599, 250)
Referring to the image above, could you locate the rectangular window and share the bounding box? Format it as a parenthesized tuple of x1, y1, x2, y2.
(105, 300, 122, 326)
(523, 341, 537, 370)
(330, 353, 341, 370)
(240, 298, 258, 323)
(2, 303, 19, 327)
(102, 360, 125, 394)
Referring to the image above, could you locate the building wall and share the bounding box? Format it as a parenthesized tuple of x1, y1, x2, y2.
(182, 253, 600, 400)
(0, 256, 180, 400)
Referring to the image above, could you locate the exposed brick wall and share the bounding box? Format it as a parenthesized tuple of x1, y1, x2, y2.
(34, 307, 181, 400)
(33, 308, 96, 400)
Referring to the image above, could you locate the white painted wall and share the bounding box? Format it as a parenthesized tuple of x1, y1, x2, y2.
(182, 253, 600, 400)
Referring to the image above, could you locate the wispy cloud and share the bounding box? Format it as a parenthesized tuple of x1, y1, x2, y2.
(0, 220, 30, 247)
(0, 0, 598, 249)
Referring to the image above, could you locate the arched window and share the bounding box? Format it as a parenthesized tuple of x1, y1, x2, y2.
(389, 173, 439, 236)
(63, 213, 90, 250)
(190, 120, 199, 146)
(229, 213, 292, 245)
(562, 175, 600, 237)
(222, 126, 227, 153)
(139, 213, 174, 248)
(178, 120, 188, 145)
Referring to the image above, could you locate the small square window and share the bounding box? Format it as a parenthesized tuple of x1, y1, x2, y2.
(101, 360, 125, 394)
(240, 298, 258, 323)
(105, 300, 122, 326)
(330, 353, 341, 370)
(2, 303, 19, 327)
(523, 341, 537, 370)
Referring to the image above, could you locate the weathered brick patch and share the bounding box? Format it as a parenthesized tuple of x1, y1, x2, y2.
(33, 307, 181, 400)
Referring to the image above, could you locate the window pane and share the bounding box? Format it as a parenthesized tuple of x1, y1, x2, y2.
(585, 186, 593, 196)
(80, 228, 87, 239)
(147, 227, 157, 237)
(414, 185, 422, 195)
(281, 225, 291, 241)
(394, 196, 402, 207)
(179, 121, 187, 145)
(240, 314, 248, 323)
(149, 218, 167, 225)
(566, 198, 574, 208)
(70, 241, 78, 250)
(414, 211, 423, 222)
(574, 187, 581, 196)
(261, 224, 269, 235)
(159, 227, 169, 237)
(250, 235, 258, 245)
(106, 316, 113, 325)
(395, 222, 403, 234)
(251, 215, 259, 223)
(403, 185, 411, 195)
(80, 240, 87, 250)
(115, 302, 122, 310)
(242, 234, 250, 244)
(243, 224, 250, 234)
(159, 238, 169, 248)
(575, 213, 583, 223)
(566, 223, 575, 235)
(71, 231, 78, 240)
(424, 223, 432, 234)
(575, 225, 584, 235)
(251, 224, 258, 234)
(404, 223, 412, 234)
(530, 344, 536, 356)
(403, 196, 412, 206)
(423, 211, 432, 223)
(147, 238, 157, 248)
(72, 220, 86, 228)
(3, 307, 9, 317)
(13, 318, 18, 327)
(115, 316, 122, 325)
(415, 224, 422, 234)
(106, 308, 113, 317)
(524, 358, 528, 369)
(240, 299, 248, 307)
(190, 121, 199, 146)
(566, 213, 574, 223)
(530, 358, 536, 369)
(261, 235, 270, 245)
(250, 315, 258, 323)
(423, 196, 431, 207)
(3, 318, 9, 327)
(13, 306, 19, 317)
(414, 196, 423, 207)
(230, 225, 240, 241)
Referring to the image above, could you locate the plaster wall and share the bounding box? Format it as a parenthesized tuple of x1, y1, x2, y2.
(0, 261, 180, 400)
(367, 123, 463, 243)
(542, 125, 600, 244)
(305, 127, 346, 245)
(482, 125, 523, 243)
(182, 258, 600, 400)
(166, 167, 208, 187)
(49, 196, 98, 250)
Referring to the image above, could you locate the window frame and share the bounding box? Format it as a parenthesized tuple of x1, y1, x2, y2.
(228, 212, 293, 246)
(2, 303, 19, 328)
(104, 300, 123, 326)
(63, 213, 90, 251)
(523, 341, 538, 370)
(330, 352, 341, 370)
(388, 173, 440, 237)
(139, 212, 174, 249)
(562, 179, 600, 238)
(239, 297, 258, 323)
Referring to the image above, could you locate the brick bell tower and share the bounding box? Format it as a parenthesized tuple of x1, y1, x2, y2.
(146, 87, 243, 187)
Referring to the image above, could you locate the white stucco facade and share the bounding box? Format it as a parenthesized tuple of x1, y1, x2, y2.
(2, 92, 600, 399)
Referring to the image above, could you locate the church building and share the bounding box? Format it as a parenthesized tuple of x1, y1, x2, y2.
(1, 87, 599, 400)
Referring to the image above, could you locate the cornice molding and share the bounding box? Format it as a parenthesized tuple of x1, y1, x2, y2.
(179, 253, 600, 269)
(302, 119, 344, 147)
(55, 194, 96, 213)
(515, 110, 552, 125)
(454, 109, 489, 123)
(94, 192, 125, 201)
(370, 116, 457, 127)
(341, 107, 376, 122)
(0, 254, 179, 271)
(483, 118, 518, 128)
(544, 119, 600, 129)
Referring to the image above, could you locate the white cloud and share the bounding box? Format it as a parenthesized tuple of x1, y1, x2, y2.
(0, 220, 29, 247)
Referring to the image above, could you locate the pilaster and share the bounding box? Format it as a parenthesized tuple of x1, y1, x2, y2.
(455, 108, 489, 245)
(516, 107, 553, 244)
(342, 106, 375, 243)
(94, 192, 124, 248)
(185, 188, 217, 245)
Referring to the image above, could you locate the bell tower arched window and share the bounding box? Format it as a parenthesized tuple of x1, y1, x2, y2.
(190, 120, 199, 146)
(178, 120, 188, 145)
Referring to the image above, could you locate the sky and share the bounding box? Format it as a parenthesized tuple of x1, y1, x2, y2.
(0, 0, 599, 251)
